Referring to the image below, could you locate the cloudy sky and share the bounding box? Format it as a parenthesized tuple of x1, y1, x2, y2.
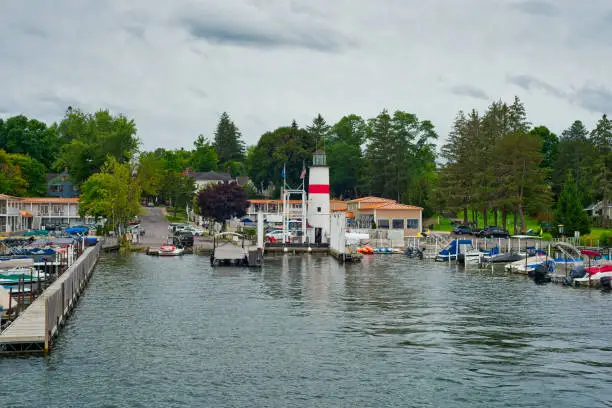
(2, 0, 611, 151)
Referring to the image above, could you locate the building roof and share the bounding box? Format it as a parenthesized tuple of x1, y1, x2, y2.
(359, 203, 387, 210)
(0, 194, 19, 200)
(347, 196, 396, 204)
(375, 202, 423, 211)
(330, 200, 348, 211)
(20, 197, 79, 204)
(192, 172, 232, 182)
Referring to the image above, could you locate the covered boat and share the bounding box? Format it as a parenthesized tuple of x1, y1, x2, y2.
(436, 239, 473, 262)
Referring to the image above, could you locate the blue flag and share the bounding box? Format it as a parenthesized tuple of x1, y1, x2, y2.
(281, 165, 286, 179)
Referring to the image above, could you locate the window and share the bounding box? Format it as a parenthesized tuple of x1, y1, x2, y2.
(392, 219, 404, 229)
(377, 219, 389, 229)
(406, 219, 419, 229)
(317, 207, 321, 212)
(50, 184, 63, 193)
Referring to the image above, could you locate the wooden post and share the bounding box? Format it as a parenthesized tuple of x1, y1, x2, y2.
(44, 298, 49, 354)
(29, 268, 33, 304)
(8, 287, 12, 320)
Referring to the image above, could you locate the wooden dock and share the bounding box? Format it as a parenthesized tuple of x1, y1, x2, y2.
(0, 244, 100, 354)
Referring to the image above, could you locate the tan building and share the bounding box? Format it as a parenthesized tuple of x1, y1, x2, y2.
(347, 196, 423, 236)
(0, 195, 85, 233)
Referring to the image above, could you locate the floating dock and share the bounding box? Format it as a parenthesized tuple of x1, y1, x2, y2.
(211, 232, 263, 267)
(0, 244, 100, 354)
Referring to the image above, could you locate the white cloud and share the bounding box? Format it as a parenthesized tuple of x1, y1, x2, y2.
(1, 0, 611, 150)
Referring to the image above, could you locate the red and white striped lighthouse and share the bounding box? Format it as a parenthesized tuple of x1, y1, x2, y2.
(307, 150, 330, 244)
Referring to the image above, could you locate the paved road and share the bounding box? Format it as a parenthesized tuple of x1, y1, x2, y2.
(138, 207, 170, 245)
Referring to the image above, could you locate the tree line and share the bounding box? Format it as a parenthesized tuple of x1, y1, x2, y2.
(1, 97, 610, 236)
(439, 97, 610, 234)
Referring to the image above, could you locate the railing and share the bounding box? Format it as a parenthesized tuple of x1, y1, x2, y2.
(44, 244, 100, 351)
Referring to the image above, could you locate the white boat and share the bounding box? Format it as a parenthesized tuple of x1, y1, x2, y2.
(158, 245, 184, 256)
(571, 263, 612, 288)
(505, 255, 550, 274)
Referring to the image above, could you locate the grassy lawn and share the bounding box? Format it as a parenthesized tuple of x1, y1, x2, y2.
(165, 207, 187, 223)
(425, 215, 453, 232)
(582, 228, 612, 247)
(166, 215, 187, 223)
(457, 210, 548, 231)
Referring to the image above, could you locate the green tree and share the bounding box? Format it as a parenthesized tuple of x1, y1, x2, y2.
(553, 173, 590, 235)
(0, 149, 27, 196)
(160, 171, 194, 218)
(529, 126, 558, 172)
(137, 152, 165, 199)
(79, 157, 142, 240)
(0, 115, 62, 170)
(248, 123, 314, 194)
(364, 109, 437, 207)
(326, 114, 366, 198)
(7, 153, 47, 196)
(590, 114, 612, 226)
(552, 120, 594, 205)
(493, 131, 550, 232)
(56, 108, 140, 185)
(439, 110, 480, 224)
(191, 135, 218, 172)
(213, 112, 245, 165)
(307, 113, 330, 151)
(157, 148, 192, 173)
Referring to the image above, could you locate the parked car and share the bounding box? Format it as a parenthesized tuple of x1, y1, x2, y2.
(477, 226, 510, 238)
(265, 230, 294, 242)
(453, 225, 473, 235)
(173, 230, 194, 247)
(176, 225, 205, 236)
(169, 223, 189, 233)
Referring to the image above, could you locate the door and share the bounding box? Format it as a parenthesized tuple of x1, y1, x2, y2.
(315, 228, 322, 244)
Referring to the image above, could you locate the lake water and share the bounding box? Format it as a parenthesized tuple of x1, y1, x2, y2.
(1, 253, 612, 407)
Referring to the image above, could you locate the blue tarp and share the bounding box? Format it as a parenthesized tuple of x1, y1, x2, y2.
(65, 227, 88, 235)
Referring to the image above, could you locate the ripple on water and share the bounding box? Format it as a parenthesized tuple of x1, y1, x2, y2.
(0, 253, 611, 407)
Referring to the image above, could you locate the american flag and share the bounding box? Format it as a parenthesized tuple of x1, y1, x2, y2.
(300, 167, 307, 179)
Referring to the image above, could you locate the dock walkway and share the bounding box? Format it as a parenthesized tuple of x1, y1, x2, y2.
(0, 244, 100, 354)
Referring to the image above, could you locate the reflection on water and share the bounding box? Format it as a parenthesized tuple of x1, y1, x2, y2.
(1, 253, 611, 407)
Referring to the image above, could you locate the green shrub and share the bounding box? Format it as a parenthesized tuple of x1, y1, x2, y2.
(243, 227, 256, 240)
(600, 232, 610, 248)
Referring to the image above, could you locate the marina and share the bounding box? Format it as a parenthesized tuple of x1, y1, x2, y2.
(2, 253, 612, 407)
(0, 244, 99, 353)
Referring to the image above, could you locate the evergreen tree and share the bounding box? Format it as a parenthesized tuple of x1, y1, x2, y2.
(213, 112, 245, 165)
(590, 114, 612, 227)
(191, 135, 218, 172)
(364, 110, 437, 206)
(553, 173, 590, 236)
(553, 120, 596, 205)
(529, 126, 558, 181)
(307, 114, 330, 151)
